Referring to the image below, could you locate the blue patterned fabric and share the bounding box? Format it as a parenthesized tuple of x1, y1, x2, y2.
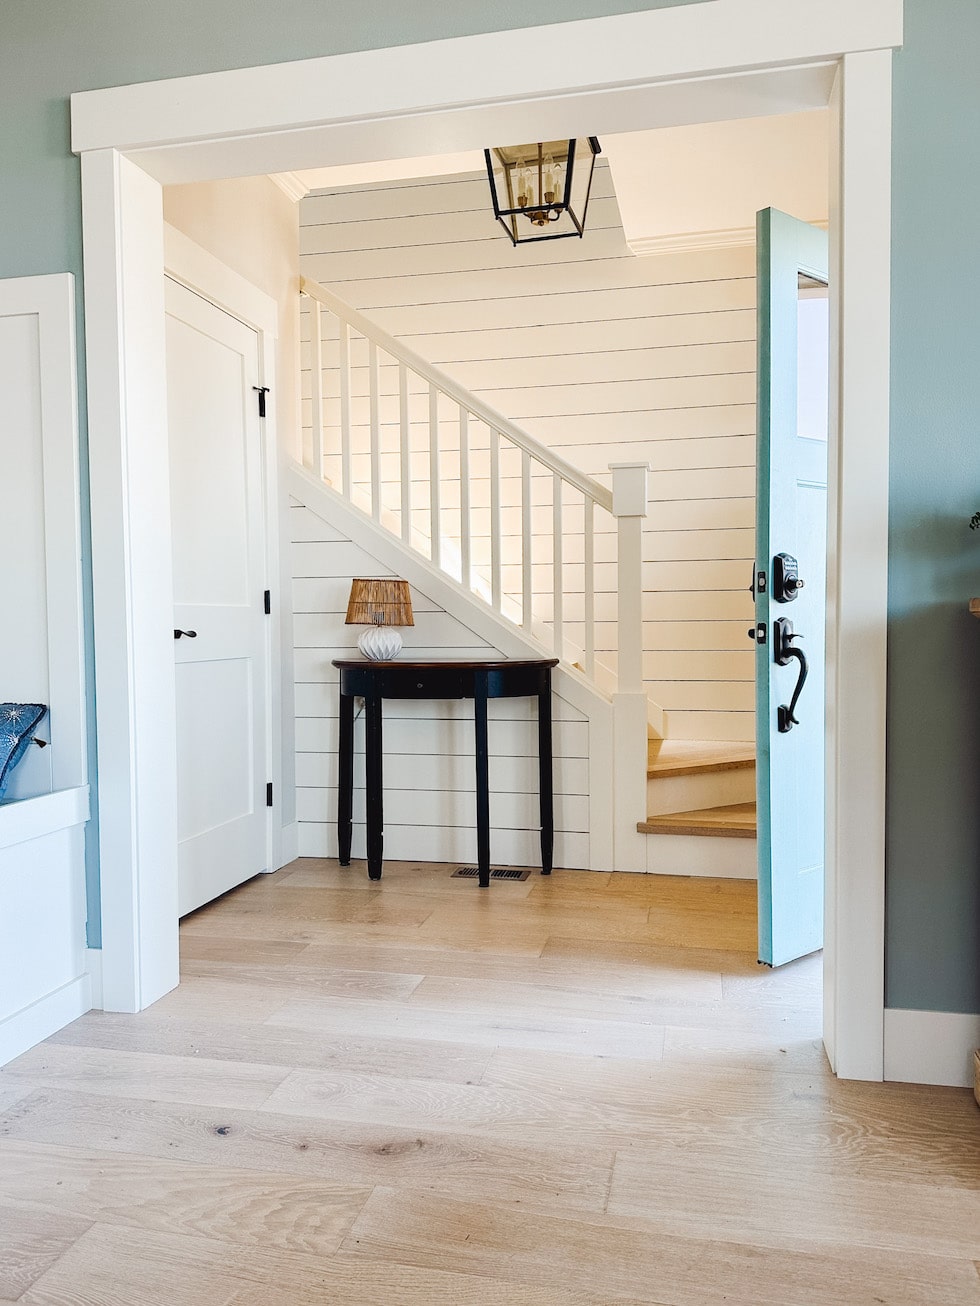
(0, 703, 48, 800)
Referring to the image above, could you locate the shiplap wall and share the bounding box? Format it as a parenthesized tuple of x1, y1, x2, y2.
(299, 163, 755, 741)
(290, 497, 590, 868)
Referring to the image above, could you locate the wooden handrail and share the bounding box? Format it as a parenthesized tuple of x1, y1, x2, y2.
(300, 275, 614, 513)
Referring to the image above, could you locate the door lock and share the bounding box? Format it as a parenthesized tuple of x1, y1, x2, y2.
(773, 552, 804, 603)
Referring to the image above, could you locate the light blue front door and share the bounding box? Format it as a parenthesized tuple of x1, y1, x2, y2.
(755, 208, 829, 967)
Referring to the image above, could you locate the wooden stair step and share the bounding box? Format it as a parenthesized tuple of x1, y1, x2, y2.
(637, 802, 757, 839)
(647, 739, 755, 779)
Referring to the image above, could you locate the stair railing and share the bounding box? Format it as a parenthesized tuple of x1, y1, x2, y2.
(301, 275, 648, 693)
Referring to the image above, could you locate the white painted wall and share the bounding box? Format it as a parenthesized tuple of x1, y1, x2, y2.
(164, 176, 301, 458)
(289, 496, 591, 869)
(604, 111, 829, 253)
(299, 164, 758, 740)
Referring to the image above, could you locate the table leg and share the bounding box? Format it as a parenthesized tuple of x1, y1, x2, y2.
(365, 693, 384, 880)
(474, 671, 491, 888)
(338, 692, 354, 866)
(538, 679, 554, 875)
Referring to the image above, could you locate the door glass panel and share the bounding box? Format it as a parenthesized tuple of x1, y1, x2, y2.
(797, 275, 829, 443)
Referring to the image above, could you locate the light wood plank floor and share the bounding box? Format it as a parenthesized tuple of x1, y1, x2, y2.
(1, 859, 978, 1305)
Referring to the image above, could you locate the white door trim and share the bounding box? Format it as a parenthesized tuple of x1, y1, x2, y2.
(75, 0, 899, 1079)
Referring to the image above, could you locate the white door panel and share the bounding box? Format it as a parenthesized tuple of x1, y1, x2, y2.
(166, 277, 268, 917)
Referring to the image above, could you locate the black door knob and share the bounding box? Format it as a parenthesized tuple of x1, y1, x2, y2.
(174, 629, 197, 639)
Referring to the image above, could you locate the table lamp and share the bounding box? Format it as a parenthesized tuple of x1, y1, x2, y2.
(345, 578, 414, 660)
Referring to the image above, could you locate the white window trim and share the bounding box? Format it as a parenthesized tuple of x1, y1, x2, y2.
(73, 0, 901, 1081)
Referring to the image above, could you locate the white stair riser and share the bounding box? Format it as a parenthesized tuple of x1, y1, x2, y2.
(645, 766, 755, 816)
(640, 833, 758, 879)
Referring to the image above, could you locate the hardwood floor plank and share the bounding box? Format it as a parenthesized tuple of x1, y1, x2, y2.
(0, 1140, 370, 1257)
(266, 996, 667, 1061)
(607, 1148, 980, 1259)
(179, 958, 426, 1003)
(0, 1202, 93, 1301)
(292, 939, 726, 1000)
(46, 1011, 493, 1084)
(407, 973, 716, 1025)
(0, 1090, 613, 1215)
(274, 857, 540, 900)
(18, 1224, 251, 1306)
(22, 1221, 638, 1306)
(179, 935, 313, 964)
(225, 1259, 629, 1306)
(541, 934, 758, 973)
(1, 1044, 290, 1111)
(189, 883, 438, 928)
(1, 860, 975, 1305)
(341, 1187, 980, 1306)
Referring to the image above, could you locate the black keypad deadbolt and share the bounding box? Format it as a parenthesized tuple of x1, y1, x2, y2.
(773, 552, 804, 603)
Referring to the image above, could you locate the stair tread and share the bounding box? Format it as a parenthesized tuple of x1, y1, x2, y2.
(638, 802, 757, 839)
(647, 740, 755, 779)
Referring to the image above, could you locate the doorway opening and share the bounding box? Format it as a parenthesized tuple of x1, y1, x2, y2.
(74, 5, 895, 1080)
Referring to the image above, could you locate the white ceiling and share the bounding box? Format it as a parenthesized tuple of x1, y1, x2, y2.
(280, 108, 829, 253)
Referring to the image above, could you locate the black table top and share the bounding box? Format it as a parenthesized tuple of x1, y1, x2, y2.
(331, 657, 559, 670)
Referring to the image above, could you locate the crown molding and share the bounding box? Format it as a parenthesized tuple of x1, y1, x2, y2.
(628, 218, 828, 257)
(269, 172, 309, 203)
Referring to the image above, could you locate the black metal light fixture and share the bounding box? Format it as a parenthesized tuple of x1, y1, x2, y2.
(484, 138, 601, 246)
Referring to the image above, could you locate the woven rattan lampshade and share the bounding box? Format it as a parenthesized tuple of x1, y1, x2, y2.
(345, 578, 414, 628)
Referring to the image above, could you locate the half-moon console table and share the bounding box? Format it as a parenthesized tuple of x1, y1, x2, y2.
(332, 658, 559, 887)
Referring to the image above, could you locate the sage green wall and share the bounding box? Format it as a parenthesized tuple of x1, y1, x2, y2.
(3, 1, 976, 1017)
(886, 0, 980, 1014)
(0, 0, 703, 948)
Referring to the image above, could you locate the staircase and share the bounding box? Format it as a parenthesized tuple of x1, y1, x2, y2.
(638, 740, 758, 876)
(299, 274, 755, 876)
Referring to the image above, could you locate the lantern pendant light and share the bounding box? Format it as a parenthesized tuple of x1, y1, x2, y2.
(484, 138, 601, 246)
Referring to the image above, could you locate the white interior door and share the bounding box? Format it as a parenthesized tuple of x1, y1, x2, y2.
(166, 277, 269, 916)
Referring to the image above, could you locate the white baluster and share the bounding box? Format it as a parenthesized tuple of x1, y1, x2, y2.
(490, 428, 502, 611)
(368, 340, 381, 520)
(459, 407, 471, 589)
(553, 474, 563, 658)
(399, 363, 411, 543)
(610, 462, 650, 695)
(521, 449, 532, 631)
(338, 319, 352, 498)
(309, 300, 324, 479)
(429, 384, 441, 567)
(584, 496, 595, 678)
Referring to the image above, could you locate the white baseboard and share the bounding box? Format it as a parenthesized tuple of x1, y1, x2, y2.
(86, 947, 103, 1010)
(279, 821, 299, 866)
(883, 1007, 980, 1088)
(0, 974, 93, 1067)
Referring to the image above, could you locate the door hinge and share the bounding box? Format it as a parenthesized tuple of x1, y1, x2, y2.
(252, 385, 270, 418)
(264, 589, 271, 615)
(266, 782, 274, 808)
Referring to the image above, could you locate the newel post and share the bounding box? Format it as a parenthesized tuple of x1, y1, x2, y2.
(611, 462, 650, 694)
(610, 461, 651, 872)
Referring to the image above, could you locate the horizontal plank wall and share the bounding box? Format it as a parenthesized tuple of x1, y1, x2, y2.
(299, 165, 755, 741)
(290, 500, 590, 869)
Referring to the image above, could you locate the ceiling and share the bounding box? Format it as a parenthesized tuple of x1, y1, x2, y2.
(277, 108, 829, 254)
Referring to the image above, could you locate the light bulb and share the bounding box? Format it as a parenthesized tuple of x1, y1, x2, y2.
(515, 157, 530, 207)
(543, 154, 556, 202)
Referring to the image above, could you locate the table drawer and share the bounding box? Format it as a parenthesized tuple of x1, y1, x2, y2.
(340, 665, 475, 700)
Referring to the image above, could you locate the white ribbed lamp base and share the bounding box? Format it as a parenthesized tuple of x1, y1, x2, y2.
(357, 625, 404, 661)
